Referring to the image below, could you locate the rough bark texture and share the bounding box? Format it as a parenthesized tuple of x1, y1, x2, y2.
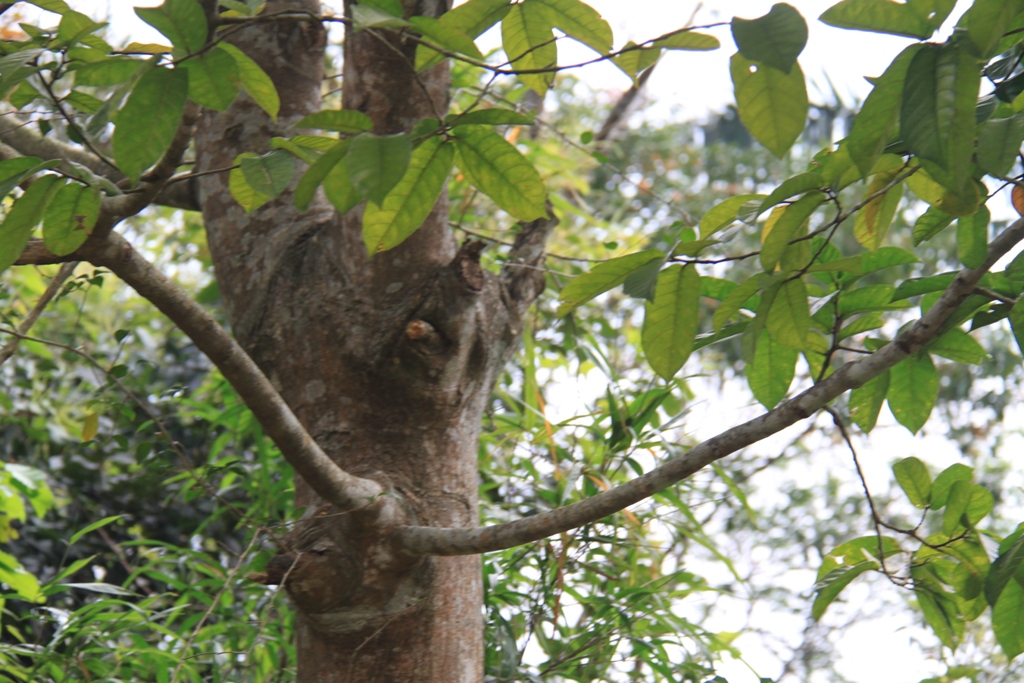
(190, 1, 545, 681)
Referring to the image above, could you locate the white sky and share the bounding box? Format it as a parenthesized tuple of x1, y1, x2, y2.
(27, 2, 1019, 682)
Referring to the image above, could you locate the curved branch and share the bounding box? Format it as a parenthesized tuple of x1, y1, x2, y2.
(81, 233, 385, 512)
(393, 217, 1024, 556)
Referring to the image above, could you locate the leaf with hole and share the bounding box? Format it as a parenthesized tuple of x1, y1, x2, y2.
(42, 182, 100, 256)
(730, 53, 807, 158)
(731, 3, 807, 74)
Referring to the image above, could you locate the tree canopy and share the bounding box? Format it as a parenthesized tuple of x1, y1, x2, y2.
(1, 0, 1024, 681)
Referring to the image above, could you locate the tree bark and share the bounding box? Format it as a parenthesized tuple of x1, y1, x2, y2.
(190, 1, 540, 681)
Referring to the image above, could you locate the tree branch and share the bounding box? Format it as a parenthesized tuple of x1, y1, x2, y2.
(393, 217, 1024, 556)
(0, 111, 200, 211)
(82, 233, 385, 513)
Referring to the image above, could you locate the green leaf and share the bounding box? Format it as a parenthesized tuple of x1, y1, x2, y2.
(72, 57, 144, 87)
(730, 53, 808, 158)
(859, 246, 919, 274)
(713, 274, 762, 331)
(986, 532, 1024, 606)
(912, 206, 954, 245)
(888, 353, 938, 435)
(68, 515, 123, 547)
(297, 109, 374, 134)
(362, 137, 454, 255)
(956, 204, 989, 271)
(813, 535, 902, 620)
(612, 41, 661, 80)
(409, 16, 484, 67)
(978, 114, 1024, 178)
(1011, 298, 1024, 355)
(25, 0, 71, 13)
(502, 2, 557, 94)
(758, 172, 823, 215)
(943, 480, 971, 534)
(622, 255, 665, 300)
(913, 577, 961, 649)
(217, 42, 279, 121)
(731, 3, 807, 74)
(849, 370, 890, 432)
(56, 10, 105, 48)
(294, 140, 348, 211)
(360, 0, 403, 16)
(240, 149, 296, 199)
(748, 329, 797, 409)
(900, 43, 980, 193)
(760, 192, 824, 271)
(0, 157, 60, 200)
(323, 155, 361, 215)
(963, 0, 1024, 58)
(930, 328, 987, 365)
(654, 30, 720, 51)
(699, 194, 765, 239)
(847, 45, 920, 176)
(766, 278, 809, 349)
(135, 0, 207, 57)
(641, 265, 700, 379)
(416, 0, 512, 71)
(452, 125, 547, 221)
(180, 46, 238, 111)
(931, 463, 973, 509)
(992, 579, 1024, 659)
(448, 108, 535, 127)
(529, 0, 613, 54)
(229, 153, 270, 213)
(42, 182, 100, 256)
(556, 250, 664, 316)
(854, 167, 903, 251)
(0, 553, 42, 602)
(892, 456, 932, 508)
(345, 132, 412, 206)
(0, 174, 61, 275)
(893, 273, 956, 302)
(351, 4, 410, 29)
(113, 66, 188, 182)
(837, 284, 900, 314)
(819, 0, 955, 39)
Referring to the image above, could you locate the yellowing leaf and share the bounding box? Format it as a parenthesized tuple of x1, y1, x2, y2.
(82, 411, 99, 442)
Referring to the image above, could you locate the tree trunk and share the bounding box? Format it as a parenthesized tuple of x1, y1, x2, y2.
(190, 1, 547, 681)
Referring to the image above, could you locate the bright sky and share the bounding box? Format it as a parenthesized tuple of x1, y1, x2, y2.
(29, 2, 1013, 682)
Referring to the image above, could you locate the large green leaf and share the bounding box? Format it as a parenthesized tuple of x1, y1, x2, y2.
(112, 66, 188, 182)
(912, 205, 954, 245)
(217, 42, 279, 121)
(448, 108, 535, 127)
(42, 182, 100, 256)
(229, 153, 270, 213)
(344, 133, 412, 206)
(180, 46, 238, 111)
(748, 329, 797, 409)
(409, 16, 484, 66)
(760, 192, 823, 270)
(556, 250, 664, 316)
(135, 0, 207, 57)
(977, 114, 1024, 178)
(416, 0, 512, 71)
(812, 535, 903, 620)
(0, 175, 62, 275)
(930, 328, 987, 365)
(962, 0, 1024, 58)
(641, 265, 700, 379)
(900, 43, 980, 193)
(530, 0, 613, 54)
(0, 158, 60, 200)
(294, 140, 349, 212)
(731, 3, 807, 74)
(892, 456, 932, 508)
(699, 194, 765, 239)
(986, 532, 1024, 606)
(957, 205, 989, 269)
(502, 2, 557, 94)
(362, 137, 454, 255)
(758, 172, 823, 215)
(992, 576, 1024, 659)
(297, 109, 373, 134)
(931, 463, 973, 509)
(452, 125, 547, 221)
(887, 353, 938, 434)
(654, 31, 720, 51)
(240, 150, 296, 199)
(612, 41, 661, 80)
(730, 53, 807, 158)
(765, 278, 809, 349)
(849, 370, 890, 433)
(854, 167, 903, 251)
(847, 45, 920, 176)
(713, 274, 763, 331)
(820, 0, 955, 39)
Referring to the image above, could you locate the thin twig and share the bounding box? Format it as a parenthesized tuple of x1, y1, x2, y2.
(0, 261, 77, 367)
